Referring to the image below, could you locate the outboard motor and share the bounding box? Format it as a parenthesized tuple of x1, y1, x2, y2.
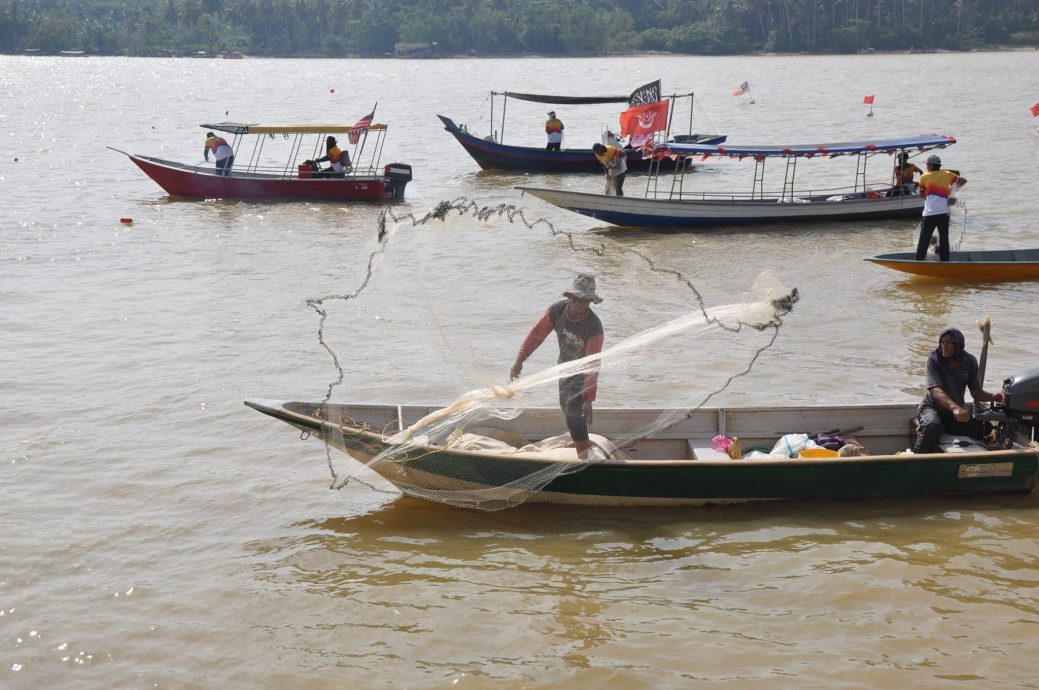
(975, 366, 1039, 448)
(384, 163, 412, 200)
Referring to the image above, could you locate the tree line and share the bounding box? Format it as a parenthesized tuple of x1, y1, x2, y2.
(2, 0, 1038, 57)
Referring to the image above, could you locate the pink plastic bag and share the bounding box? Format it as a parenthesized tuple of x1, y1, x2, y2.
(710, 434, 732, 453)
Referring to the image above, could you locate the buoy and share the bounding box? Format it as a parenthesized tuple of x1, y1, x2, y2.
(330, 88, 335, 94)
(120, 217, 133, 224)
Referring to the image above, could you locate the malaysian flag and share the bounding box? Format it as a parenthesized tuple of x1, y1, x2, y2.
(348, 107, 375, 144)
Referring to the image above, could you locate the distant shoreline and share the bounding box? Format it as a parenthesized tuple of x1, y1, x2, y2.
(8, 44, 1038, 59)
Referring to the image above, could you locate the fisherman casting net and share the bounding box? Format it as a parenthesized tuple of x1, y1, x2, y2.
(306, 198, 799, 511)
(912, 184, 969, 258)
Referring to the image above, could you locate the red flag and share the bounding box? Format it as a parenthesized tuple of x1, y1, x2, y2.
(863, 95, 875, 105)
(348, 110, 374, 144)
(1031, 102, 1039, 117)
(732, 81, 749, 97)
(619, 99, 669, 140)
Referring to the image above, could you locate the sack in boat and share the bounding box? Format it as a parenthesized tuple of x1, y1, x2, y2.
(838, 443, 868, 457)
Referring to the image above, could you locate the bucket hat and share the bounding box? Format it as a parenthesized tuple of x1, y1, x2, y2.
(563, 273, 602, 304)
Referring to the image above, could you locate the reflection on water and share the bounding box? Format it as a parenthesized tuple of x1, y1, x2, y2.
(234, 492, 1039, 685)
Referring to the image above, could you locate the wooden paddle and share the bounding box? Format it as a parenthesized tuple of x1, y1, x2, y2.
(977, 315, 993, 386)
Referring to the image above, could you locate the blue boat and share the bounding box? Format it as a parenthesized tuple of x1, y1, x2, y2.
(518, 134, 957, 228)
(439, 87, 725, 174)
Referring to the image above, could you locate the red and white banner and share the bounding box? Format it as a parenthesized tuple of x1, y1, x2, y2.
(619, 99, 669, 144)
(348, 109, 375, 144)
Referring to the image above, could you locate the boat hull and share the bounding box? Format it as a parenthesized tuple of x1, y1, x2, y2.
(866, 250, 1039, 281)
(516, 186, 924, 228)
(245, 399, 1039, 507)
(438, 115, 724, 174)
(126, 153, 407, 201)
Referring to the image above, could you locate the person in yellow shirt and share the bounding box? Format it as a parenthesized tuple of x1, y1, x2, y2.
(893, 151, 922, 192)
(203, 131, 234, 176)
(313, 135, 351, 177)
(592, 143, 628, 196)
(545, 111, 564, 151)
(915, 155, 966, 261)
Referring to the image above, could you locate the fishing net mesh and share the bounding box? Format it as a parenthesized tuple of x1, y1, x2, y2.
(306, 198, 799, 511)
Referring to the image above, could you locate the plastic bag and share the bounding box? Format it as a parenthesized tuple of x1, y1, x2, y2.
(771, 433, 818, 458)
(710, 434, 733, 453)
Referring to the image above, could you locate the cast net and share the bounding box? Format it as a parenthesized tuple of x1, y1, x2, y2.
(305, 199, 799, 511)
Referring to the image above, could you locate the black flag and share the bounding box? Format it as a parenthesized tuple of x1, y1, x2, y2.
(628, 80, 661, 107)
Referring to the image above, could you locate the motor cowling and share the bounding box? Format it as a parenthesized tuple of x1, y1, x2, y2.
(1003, 365, 1039, 424)
(384, 163, 412, 200)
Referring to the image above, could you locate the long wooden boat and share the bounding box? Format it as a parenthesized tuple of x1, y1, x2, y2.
(245, 365, 1039, 508)
(440, 85, 724, 174)
(865, 249, 1039, 281)
(517, 134, 957, 228)
(439, 115, 724, 174)
(115, 122, 412, 201)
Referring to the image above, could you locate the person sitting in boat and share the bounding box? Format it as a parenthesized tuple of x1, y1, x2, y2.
(545, 111, 564, 152)
(890, 151, 923, 196)
(510, 274, 604, 460)
(313, 135, 352, 177)
(203, 131, 235, 176)
(913, 326, 1006, 454)
(592, 143, 627, 196)
(915, 155, 966, 261)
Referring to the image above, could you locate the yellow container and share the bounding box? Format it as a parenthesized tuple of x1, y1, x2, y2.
(799, 447, 840, 459)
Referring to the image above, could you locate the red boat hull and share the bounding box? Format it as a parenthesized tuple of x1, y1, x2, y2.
(127, 154, 408, 201)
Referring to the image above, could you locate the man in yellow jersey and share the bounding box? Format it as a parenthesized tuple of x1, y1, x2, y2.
(592, 143, 628, 196)
(203, 131, 235, 176)
(545, 111, 564, 151)
(915, 154, 966, 261)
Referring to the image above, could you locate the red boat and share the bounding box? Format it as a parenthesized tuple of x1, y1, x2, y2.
(114, 122, 412, 201)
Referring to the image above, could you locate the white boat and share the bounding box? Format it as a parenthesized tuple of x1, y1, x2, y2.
(518, 134, 957, 228)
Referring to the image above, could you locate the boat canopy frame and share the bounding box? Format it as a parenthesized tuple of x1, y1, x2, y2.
(199, 122, 389, 178)
(484, 89, 699, 148)
(644, 134, 957, 202)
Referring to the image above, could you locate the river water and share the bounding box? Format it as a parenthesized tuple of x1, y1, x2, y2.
(2, 51, 1039, 689)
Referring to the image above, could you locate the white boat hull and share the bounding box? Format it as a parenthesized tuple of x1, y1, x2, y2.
(517, 186, 924, 228)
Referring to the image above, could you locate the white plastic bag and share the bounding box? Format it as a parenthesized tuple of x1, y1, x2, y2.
(771, 433, 818, 458)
